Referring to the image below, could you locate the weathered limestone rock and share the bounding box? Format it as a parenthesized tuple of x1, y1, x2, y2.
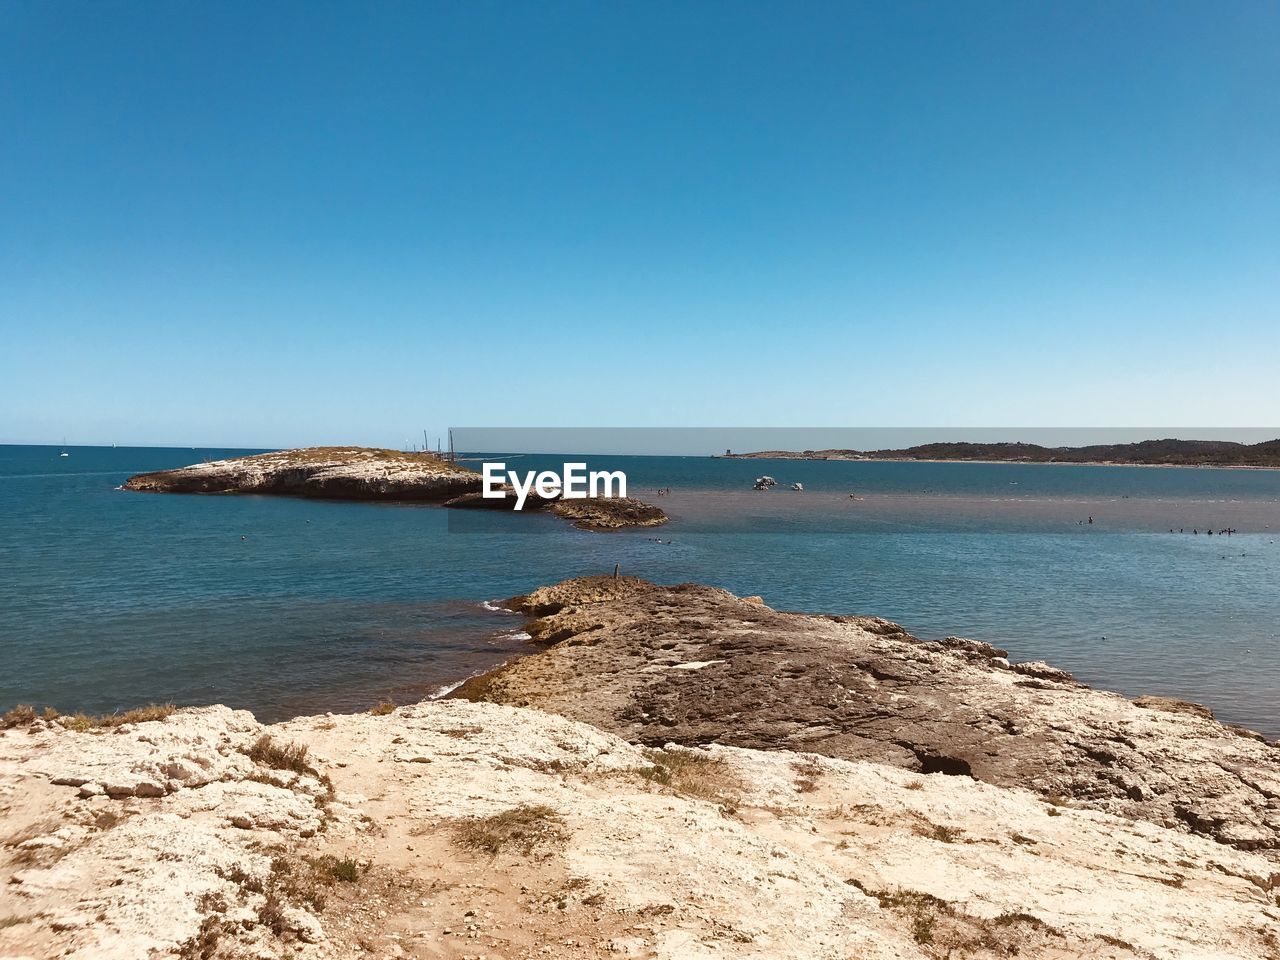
(122, 447, 482, 501)
(5, 700, 1280, 959)
(458, 576, 1280, 857)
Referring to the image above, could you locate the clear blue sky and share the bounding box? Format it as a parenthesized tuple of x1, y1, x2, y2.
(2, 2, 1277, 448)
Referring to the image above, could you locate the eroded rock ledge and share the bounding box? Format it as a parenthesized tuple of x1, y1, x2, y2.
(457, 576, 1280, 856)
(122, 447, 667, 531)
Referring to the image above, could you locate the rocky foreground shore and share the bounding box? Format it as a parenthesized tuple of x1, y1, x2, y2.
(4, 580, 1280, 959)
(461, 577, 1280, 856)
(122, 448, 666, 531)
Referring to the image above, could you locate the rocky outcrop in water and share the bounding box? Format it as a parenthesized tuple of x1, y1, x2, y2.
(443, 489, 667, 531)
(546, 497, 667, 531)
(123, 448, 667, 531)
(123, 447, 485, 501)
(459, 576, 1280, 857)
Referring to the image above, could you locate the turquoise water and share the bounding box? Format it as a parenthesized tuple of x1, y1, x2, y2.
(2, 444, 1278, 735)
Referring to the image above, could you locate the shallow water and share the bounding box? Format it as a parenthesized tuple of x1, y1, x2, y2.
(2, 445, 1278, 734)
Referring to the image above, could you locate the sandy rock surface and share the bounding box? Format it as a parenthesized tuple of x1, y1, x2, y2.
(459, 576, 1280, 857)
(5, 699, 1280, 959)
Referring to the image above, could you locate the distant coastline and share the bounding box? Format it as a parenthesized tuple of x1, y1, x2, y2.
(720, 438, 1280, 469)
(722, 455, 1280, 472)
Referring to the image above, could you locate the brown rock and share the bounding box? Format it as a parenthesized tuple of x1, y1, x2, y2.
(1134, 695, 1215, 720)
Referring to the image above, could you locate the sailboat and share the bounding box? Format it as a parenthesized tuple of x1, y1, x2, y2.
(59, 437, 69, 457)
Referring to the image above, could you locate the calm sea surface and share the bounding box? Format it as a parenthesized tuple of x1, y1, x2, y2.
(2, 445, 1278, 735)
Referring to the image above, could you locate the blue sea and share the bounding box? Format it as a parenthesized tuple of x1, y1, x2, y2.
(2, 444, 1278, 736)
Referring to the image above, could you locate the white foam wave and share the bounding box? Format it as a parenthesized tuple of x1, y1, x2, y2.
(427, 678, 467, 699)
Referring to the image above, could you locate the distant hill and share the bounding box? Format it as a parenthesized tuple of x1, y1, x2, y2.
(724, 439, 1280, 467)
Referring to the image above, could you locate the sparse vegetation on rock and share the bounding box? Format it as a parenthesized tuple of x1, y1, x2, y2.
(246, 734, 314, 775)
(452, 803, 568, 857)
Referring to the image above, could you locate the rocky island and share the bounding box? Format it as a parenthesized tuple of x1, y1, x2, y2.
(122, 447, 667, 532)
(3, 577, 1280, 959)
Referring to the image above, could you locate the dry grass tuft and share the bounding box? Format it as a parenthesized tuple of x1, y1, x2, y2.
(453, 804, 569, 857)
(917, 823, 964, 843)
(245, 770, 293, 790)
(441, 726, 483, 739)
(310, 854, 361, 883)
(849, 881, 1067, 952)
(994, 910, 1052, 929)
(1099, 932, 1140, 951)
(258, 890, 289, 937)
(792, 757, 824, 793)
(246, 735, 314, 775)
(912, 911, 937, 945)
(3, 701, 175, 732)
(849, 884, 950, 944)
(267, 854, 357, 910)
(219, 863, 265, 894)
(369, 701, 396, 716)
(57, 703, 175, 732)
(640, 746, 743, 811)
(0, 704, 36, 729)
(177, 914, 224, 959)
(215, 852, 362, 938)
